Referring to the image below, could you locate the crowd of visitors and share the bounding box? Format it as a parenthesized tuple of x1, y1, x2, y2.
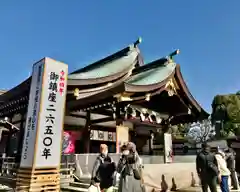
(87, 141, 239, 192)
(196, 143, 239, 192)
(89, 142, 144, 192)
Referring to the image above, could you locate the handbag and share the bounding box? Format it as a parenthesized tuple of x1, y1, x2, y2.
(133, 155, 143, 180)
(133, 165, 142, 180)
(133, 168, 141, 180)
(88, 185, 101, 192)
(103, 186, 116, 192)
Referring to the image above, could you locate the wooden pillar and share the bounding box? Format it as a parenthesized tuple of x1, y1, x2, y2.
(115, 104, 129, 153)
(83, 111, 91, 153)
(15, 113, 25, 164)
(149, 131, 154, 155)
(5, 116, 13, 157)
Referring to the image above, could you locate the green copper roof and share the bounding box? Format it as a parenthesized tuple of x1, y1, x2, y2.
(126, 62, 176, 86)
(68, 49, 139, 80)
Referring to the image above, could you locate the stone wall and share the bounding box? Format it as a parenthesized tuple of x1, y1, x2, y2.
(73, 154, 198, 191)
(142, 163, 199, 191)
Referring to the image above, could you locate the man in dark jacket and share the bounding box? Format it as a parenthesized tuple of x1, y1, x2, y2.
(91, 144, 116, 190)
(225, 147, 239, 190)
(196, 143, 219, 192)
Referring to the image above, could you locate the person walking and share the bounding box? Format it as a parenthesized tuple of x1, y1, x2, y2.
(196, 143, 219, 192)
(90, 144, 116, 192)
(215, 149, 230, 192)
(225, 147, 239, 190)
(117, 142, 145, 192)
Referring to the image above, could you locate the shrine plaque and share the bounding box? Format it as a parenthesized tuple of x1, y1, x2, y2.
(20, 58, 68, 168)
(98, 131, 104, 141)
(90, 130, 94, 140)
(93, 130, 98, 140)
(103, 131, 108, 141)
(108, 132, 113, 142)
(112, 132, 116, 142)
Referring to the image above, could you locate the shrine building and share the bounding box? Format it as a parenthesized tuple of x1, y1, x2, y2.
(0, 39, 208, 158)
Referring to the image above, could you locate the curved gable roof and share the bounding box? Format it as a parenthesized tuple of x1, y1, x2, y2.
(124, 58, 176, 92)
(68, 46, 141, 86)
(68, 38, 143, 86)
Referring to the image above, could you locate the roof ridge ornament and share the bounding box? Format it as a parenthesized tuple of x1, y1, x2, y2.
(167, 49, 180, 63)
(134, 37, 142, 47)
(129, 37, 142, 51)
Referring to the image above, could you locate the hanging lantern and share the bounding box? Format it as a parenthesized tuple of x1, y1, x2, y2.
(124, 107, 128, 120)
(130, 109, 136, 119)
(145, 113, 150, 122)
(150, 114, 156, 123)
(112, 105, 116, 119)
(145, 93, 151, 101)
(156, 115, 162, 124)
(140, 113, 145, 122)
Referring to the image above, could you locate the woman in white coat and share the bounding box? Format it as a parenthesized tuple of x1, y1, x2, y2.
(215, 150, 230, 192)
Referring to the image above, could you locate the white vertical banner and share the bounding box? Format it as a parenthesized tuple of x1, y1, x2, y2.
(20, 57, 68, 168)
(164, 133, 173, 163)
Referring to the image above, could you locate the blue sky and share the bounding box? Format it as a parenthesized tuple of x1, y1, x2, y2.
(0, 1, 239, 112)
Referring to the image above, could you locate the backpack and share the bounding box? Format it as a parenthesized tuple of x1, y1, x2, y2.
(97, 156, 116, 181)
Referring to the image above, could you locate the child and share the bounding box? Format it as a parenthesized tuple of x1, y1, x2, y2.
(215, 149, 230, 192)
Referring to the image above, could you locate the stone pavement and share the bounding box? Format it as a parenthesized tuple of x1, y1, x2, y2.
(178, 186, 240, 192)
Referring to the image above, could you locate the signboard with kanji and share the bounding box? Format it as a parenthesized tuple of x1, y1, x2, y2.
(89, 129, 116, 141)
(20, 58, 68, 168)
(164, 133, 173, 163)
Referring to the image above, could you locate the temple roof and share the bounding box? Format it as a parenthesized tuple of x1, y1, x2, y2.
(0, 39, 208, 123)
(124, 58, 175, 92)
(68, 47, 140, 85)
(126, 62, 175, 86)
(68, 39, 143, 86)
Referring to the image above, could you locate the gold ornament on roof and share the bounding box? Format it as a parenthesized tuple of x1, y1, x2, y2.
(73, 88, 80, 97)
(114, 93, 132, 102)
(165, 79, 176, 96)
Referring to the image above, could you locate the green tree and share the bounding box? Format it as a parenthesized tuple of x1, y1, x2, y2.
(167, 123, 191, 139)
(212, 93, 240, 136)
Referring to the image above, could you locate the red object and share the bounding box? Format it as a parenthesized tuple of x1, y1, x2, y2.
(63, 131, 82, 154)
(60, 70, 65, 76)
(59, 88, 64, 95)
(59, 82, 65, 87)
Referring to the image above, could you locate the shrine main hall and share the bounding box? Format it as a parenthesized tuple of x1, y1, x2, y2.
(0, 39, 208, 157)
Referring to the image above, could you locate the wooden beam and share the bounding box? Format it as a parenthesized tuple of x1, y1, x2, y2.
(175, 93, 193, 114)
(91, 117, 114, 124)
(69, 113, 86, 119)
(91, 108, 112, 117)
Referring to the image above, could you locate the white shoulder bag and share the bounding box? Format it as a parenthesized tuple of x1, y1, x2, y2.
(88, 185, 101, 192)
